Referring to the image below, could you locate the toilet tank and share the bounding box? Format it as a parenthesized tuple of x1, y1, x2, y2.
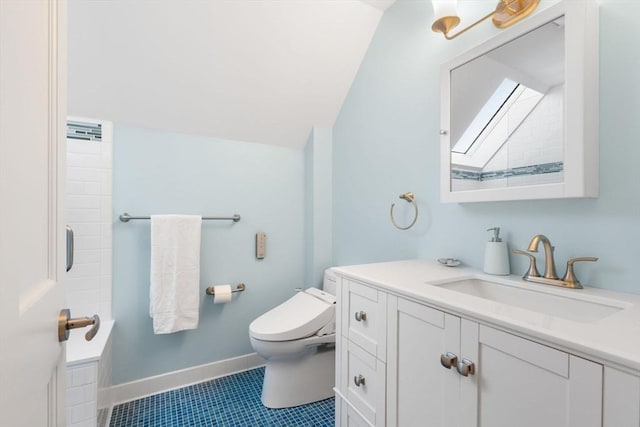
(322, 269, 337, 296)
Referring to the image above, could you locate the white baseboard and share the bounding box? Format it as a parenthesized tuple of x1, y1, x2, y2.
(109, 353, 265, 405)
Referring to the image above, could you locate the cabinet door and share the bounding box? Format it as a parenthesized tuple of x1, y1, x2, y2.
(603, 366, 640, 427)
(387, 296, 462, 427)
(462, 322, 603, 427)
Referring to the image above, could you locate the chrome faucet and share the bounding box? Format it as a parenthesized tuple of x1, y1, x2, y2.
(513, 234, 598, 289)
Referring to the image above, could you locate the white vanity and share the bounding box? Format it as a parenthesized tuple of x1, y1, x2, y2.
(333, 259, 640, 427)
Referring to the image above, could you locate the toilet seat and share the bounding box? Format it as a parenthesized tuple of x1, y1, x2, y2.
(249, 288, 335, 342)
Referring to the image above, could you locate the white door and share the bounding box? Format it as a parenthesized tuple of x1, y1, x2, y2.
(387, 296, 462, 427)
(0, 1, 67, 426)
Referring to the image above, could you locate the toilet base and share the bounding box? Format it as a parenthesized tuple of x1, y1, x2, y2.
(260, 343, 335, 408)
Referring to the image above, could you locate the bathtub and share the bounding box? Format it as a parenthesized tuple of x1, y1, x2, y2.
(66, 320, 114, 427)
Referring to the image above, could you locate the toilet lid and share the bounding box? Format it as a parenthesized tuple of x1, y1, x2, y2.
(249, 289, 335, 342)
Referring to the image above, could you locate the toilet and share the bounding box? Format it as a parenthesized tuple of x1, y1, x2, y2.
(249, 270, 337, 408)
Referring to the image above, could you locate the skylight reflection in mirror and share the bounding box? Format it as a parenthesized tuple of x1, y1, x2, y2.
(451, 78, 519, 155)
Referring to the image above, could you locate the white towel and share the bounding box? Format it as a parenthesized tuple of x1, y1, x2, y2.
(149, 215, 202, 334)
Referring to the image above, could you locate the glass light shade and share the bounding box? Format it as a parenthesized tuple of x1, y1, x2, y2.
(432, 0, 459, 20)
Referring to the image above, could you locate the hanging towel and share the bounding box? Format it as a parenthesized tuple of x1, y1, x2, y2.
(149, 215, 202, 334)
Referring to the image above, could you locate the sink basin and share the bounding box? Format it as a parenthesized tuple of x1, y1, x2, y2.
(433, 278, 625, 323)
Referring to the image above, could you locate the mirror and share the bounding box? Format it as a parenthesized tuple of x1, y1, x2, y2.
(450, 19, 564, 192)
(439, 0, 598, 203)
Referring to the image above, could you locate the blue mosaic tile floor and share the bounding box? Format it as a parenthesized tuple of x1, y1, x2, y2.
(109, 367, 335, 426)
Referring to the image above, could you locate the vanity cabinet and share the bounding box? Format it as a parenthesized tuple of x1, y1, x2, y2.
(336, 277, 605, 427)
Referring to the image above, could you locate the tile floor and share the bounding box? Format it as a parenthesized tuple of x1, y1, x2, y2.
(109, 367, 335, 426)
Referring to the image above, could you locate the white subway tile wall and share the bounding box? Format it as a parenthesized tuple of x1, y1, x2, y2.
(66, 363, 98, 427)
(65, 120, 113, 321)
(97, 331, 113, 427)
(66, 330, 113, 427)
(65, 120, 114, 427)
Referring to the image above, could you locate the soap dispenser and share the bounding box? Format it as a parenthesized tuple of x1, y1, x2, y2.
(484, 227, 510, 275)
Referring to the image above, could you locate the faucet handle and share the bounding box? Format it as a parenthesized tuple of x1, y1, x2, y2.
(512, 249, 541, 279)
(562, 257, 598, 289)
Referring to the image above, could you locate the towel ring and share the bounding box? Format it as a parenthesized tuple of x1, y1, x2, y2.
(390, 192, 418, 230)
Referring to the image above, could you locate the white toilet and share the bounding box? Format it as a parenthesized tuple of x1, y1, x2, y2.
(249, 270, 337, 408)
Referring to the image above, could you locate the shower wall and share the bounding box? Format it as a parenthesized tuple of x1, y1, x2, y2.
(65, 118, 113, 320)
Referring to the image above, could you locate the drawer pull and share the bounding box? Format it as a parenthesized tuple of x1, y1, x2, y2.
(354, 374, 366, 387)
(354, 311, 367, 322)
(440, 352, 458, 369)
(456, 358, 476, 377)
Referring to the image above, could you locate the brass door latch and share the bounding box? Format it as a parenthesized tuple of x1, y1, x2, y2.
(58, 309, 100, 342)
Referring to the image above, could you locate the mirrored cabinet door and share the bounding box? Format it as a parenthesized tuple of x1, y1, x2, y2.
(439, 0, 598, 203)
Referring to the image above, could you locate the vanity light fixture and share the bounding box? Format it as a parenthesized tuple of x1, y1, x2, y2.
(431, 0, 540, 40)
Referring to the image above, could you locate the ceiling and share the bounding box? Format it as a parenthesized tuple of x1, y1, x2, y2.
(68, 0, 395, 149)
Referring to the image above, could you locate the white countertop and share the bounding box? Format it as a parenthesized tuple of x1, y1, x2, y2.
(66, 319, 114, 366)
(333, 259, 640, 373)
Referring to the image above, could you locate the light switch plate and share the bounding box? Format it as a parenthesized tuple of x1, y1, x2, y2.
(256, 232, 266, 259)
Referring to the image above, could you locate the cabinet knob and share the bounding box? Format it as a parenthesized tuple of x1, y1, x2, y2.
(440, 352, 458, 369)
(354, 374, 366, 387)
(354, 311, 367, 322)
(456, 358, 476, 377)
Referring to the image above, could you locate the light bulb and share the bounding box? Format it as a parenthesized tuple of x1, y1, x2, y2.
(432, 0, 458, 20)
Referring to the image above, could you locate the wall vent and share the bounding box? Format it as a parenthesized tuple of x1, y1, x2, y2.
(67, 120, 102, 141)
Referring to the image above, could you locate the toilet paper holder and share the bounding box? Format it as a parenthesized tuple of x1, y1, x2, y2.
(205, 283, 246, 296)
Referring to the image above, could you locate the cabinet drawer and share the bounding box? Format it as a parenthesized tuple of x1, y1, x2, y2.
(340, 338, 386, 426)
(342, 279, 387, 360)
(337, 394, 374, 427)
(345, 405, 372, 427)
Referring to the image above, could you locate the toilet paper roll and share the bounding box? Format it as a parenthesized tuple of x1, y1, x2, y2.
(213, 284, 232, 304)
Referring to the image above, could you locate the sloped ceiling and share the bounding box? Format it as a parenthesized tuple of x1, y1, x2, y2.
(68, 0, 394, 149)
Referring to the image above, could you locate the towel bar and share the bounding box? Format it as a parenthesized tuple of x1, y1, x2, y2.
(205, 283, 245, 296)
(119, 212, 241, 223)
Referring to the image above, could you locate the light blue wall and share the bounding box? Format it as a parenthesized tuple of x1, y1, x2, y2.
(312, 128, 333, 286)
(333, 0, 640, 294)
(304, 131, 314, 285)
(112, 126, 304, 384)
(304, 127, 333, 287)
